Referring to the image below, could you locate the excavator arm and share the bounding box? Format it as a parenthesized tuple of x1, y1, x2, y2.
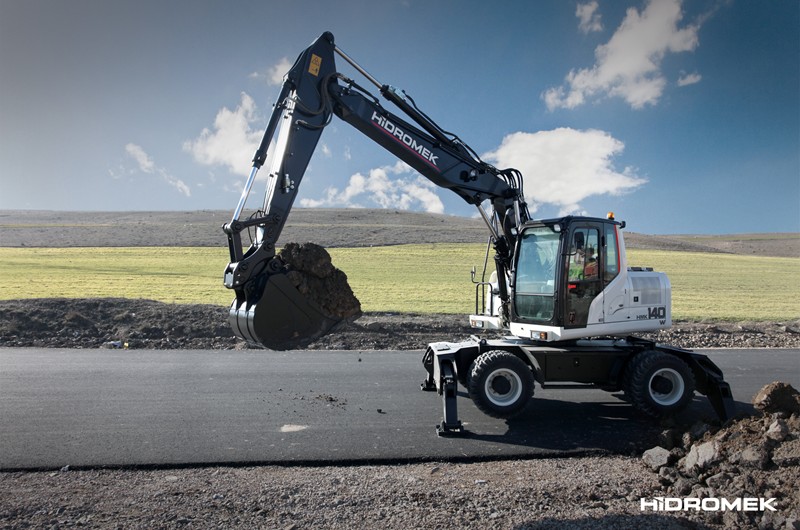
(223, 32, 528, 348)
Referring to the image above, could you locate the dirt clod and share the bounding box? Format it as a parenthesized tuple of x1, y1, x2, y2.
(278, 242, 361, 321)
(753, 381, 800, 414)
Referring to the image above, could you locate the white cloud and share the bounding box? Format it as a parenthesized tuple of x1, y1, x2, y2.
(300, 161, 444, 214)
(269, 57, 293, 85)
(300, 130, 642, 216)
(108, 165, 128, 180)
(124, 143, 191, 197)
(321, 143, 332, 157)
(577, 1, 603, 33)
(250, 57, 294, 86)
(483, 128, 645, 215)
(544, 0, 704, 110)
(677, 71, 702, 86)
(183, 92, 262, 175)
(125, 143, 155, 173)
(167, 177, 191, 197)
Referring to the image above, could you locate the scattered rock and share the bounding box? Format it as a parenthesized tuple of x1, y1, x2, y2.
(658, 466, 678, 484)
(731, 444, 771, 469)
(752, 381, 800, 414)
(642, 383, 800, 529)
(672, 476, 694, 496)
(1, 298, 798, 351)
(766, 419, 789, 442)
(642, 446, 671, 470)
(682, 440, 720, 474)
(704, 471, 731, 490)
(772, 437, 800, 467)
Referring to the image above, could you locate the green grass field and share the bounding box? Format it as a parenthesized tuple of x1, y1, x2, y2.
(0, 245, 797, 321)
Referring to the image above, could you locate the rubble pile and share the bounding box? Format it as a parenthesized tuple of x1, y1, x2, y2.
(0, 295, 797, 351)
(642, 382, 800, 529)
(277, 242, 361, 321)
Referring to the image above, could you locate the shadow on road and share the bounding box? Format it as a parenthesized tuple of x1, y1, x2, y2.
(445, 392, 749, 457)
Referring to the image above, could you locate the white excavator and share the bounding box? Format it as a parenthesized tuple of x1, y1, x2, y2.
(221, 32, 734, 434)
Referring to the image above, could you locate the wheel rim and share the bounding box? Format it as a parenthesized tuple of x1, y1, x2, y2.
(648, 368, 685, 406)
(484, 368, 523, 407)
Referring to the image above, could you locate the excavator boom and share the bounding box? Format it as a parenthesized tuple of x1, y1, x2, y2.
(222, 33, 339, 348)
(223, 32, 526, 349)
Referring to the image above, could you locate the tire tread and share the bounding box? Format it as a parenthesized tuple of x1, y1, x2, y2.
(625, 350, 695, 418)
(468, 350, 533, 419)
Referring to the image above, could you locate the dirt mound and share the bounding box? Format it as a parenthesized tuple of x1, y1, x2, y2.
(0, 299, 481, 350)
(279, 242, 361, 321)
(2, 298, 799, 351)
(642, 382, 800, 529)
(753, 382, 800, 415)
(0, 298, 235, 350)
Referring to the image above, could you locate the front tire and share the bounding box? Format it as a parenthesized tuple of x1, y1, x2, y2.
(468, 350, 534, 419)
(625, 350, 695, 418)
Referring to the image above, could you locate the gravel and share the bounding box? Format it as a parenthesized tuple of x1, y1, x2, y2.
(0, 458, 676, 530)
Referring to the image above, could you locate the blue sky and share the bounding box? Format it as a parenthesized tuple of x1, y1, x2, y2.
(1, 0, 797, 234)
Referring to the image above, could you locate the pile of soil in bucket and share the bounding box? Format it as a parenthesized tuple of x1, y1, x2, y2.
(278, 242, 362, 322)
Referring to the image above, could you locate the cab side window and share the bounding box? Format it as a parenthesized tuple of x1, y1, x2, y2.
(568, 228, 600, 281)
(604, 224, 620, 284)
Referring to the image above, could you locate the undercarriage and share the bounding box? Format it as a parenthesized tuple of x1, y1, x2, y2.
(422, 335, 735, 435)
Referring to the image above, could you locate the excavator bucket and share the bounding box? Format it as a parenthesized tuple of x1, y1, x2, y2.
(227, 243, 362, 350)
(229, 273, 341, 350)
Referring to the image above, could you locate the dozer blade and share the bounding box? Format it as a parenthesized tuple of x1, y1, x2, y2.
(229, 273, 341, 350)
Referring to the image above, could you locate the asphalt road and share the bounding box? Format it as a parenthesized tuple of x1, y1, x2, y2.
(1, 348, 797, 470)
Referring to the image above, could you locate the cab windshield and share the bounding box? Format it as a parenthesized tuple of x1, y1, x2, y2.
(514, 226, 560, 322)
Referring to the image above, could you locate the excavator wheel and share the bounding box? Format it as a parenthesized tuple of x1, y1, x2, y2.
(624, 350, 696, 418)
(228, 272, 341, 350)
(468, 350, 534, 419)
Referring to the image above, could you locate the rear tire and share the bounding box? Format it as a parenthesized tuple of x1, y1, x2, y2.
(625, 350, 695, 418)
(468, 350, 534, 419)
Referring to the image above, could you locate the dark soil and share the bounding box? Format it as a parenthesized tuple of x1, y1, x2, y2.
(279, 242, 361, 320)
(1, 298, 798, 351)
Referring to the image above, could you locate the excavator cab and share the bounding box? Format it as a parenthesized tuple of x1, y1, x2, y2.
(472, 214, 672, 342)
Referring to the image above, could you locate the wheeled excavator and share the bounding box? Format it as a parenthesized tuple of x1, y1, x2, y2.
(222, 32, 735, 434)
